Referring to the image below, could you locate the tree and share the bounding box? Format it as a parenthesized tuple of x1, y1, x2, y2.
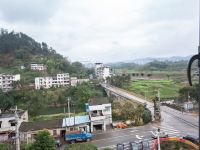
(178, 84, 199, 102)
(141, 109, 152, 124)
(65, 143, 98, 150)
(0, 92, 14, 112)
(29, 130, 55, 150)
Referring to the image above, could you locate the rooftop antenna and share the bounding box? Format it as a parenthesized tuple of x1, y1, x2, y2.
(187, 0, 200, 138)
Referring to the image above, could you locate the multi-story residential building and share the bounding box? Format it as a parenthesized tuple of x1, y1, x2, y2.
(85, 97, 112, 132)
(0, 74, 20, 92)
(35, 73, 70, 89)
(30, 63, 46, 71)
(94, 63, 111, 80)
(0, 109, 28, 142)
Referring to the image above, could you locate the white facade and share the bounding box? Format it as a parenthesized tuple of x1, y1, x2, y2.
(184, 102, 194, 110)
(94, 63, 111, 80)
(86, 102, 112, 132)
(0, 110, 28, 142)
(30, 63, 46, 71)
(70, 77, 89, 86)
(0, 74, 20, 92)
(35, 73, 70, 89)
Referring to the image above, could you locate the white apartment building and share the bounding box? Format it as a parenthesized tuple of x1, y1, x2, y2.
(0, 74, 20, 92)
(35, 73, 70, 89)
(30, 63, 46, 71)
(86, 97, 112, 132)
(94, 63, 111, 80)
(0, 109, 28, 142)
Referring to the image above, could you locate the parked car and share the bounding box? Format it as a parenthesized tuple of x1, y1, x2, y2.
(117, 143, 124, 150)
(130, 141, 142, 150)
(151, 131, 168, 139)
(183, 135, 199, 145)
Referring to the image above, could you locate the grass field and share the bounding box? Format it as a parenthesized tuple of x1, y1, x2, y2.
(129, 79, 180, 100)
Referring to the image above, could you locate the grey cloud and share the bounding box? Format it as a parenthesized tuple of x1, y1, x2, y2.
(0, 0, 61, 23)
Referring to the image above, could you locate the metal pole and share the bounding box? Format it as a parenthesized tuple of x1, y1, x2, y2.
(15, 106, 20, 150)
(68, 97, 71, 125)
(198, 0, 200, 139)
(64, 106, 67, 127)
(74, 104, 75, 129)
(157, 130, 161, 150)
(158, 89, 161, 112)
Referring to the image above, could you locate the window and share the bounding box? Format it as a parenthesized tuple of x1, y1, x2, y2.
(53, 130, 57, 136)
(9, 120, 16, 126)
(10, 122, 15, 126)
(0, 121, 2, 128)
(105, 106, 110, 112)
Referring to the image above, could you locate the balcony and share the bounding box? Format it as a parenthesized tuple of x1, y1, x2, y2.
(90, 115, 105, 121)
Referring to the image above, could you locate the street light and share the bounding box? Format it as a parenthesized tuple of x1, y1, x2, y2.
(157, 128, 161, 150)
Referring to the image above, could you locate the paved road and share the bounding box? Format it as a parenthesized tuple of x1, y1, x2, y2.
(92, 84, 199, 149)
(102, 84, 198, 128)
(89, 108, 198, 149)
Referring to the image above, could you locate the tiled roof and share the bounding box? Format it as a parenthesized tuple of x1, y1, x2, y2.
(19, 119, 62, 132)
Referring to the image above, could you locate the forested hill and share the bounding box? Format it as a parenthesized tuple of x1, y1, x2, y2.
(0, 28, 87, 78)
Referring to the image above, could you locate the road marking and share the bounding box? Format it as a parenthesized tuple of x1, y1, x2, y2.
(130, 130, 137, 132)
(91, 133, 137, 143)
(136, 135, 143, 139)
(152, 126, 179, 132)
(93, 128, 138, 135)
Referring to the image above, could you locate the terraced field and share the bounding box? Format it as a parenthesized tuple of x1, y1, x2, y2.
(129, 79, 180, 100)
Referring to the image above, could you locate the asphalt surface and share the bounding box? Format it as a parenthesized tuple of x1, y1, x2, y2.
(90, 84, 199, 149)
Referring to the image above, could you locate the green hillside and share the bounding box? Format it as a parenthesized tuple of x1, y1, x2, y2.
(0, 28, 87, 83)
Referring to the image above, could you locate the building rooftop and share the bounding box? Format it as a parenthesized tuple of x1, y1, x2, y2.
(88, 97, 110, 106)
(0, 109, 26, 119)
(19, 119, 62, 132)
(62, 115, 89, 127)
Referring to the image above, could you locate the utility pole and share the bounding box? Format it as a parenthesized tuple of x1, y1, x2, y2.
(15, 106, 20, 150)
(64, 106, 67, 127)
(68, 97, 71, 125)
(158, 89, 161, 112)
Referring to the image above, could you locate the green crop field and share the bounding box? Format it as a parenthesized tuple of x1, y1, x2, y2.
(129, 79, 180, 100)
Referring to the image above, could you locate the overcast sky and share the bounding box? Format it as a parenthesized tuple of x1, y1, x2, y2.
(0, 0, 199, 63)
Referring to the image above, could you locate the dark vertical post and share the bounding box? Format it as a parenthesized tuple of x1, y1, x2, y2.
(198, 0, 200, 139)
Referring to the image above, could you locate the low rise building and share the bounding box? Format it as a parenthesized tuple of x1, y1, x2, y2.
(0, 109, 28, 142)
(19, 119, 63, 143)
(0, 74, 20, 92)
(184, 101, 194, 110)
(35, 73, 70, 89)
(30, 63, 46, 71)
(86, 97, 112, 132)
(62, 115, 90, 133)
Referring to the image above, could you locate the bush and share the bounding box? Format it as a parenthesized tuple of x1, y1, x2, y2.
(141, 109, 152, 124)
(0, 144, 8, 150)
(65, 143, 98, 150)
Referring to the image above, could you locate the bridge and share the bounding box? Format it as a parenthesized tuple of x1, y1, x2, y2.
(101, 83, 154, 115)
(101, 83, 199, 128)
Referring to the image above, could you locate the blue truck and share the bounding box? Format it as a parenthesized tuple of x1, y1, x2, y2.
(65, 131, 92, 143)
